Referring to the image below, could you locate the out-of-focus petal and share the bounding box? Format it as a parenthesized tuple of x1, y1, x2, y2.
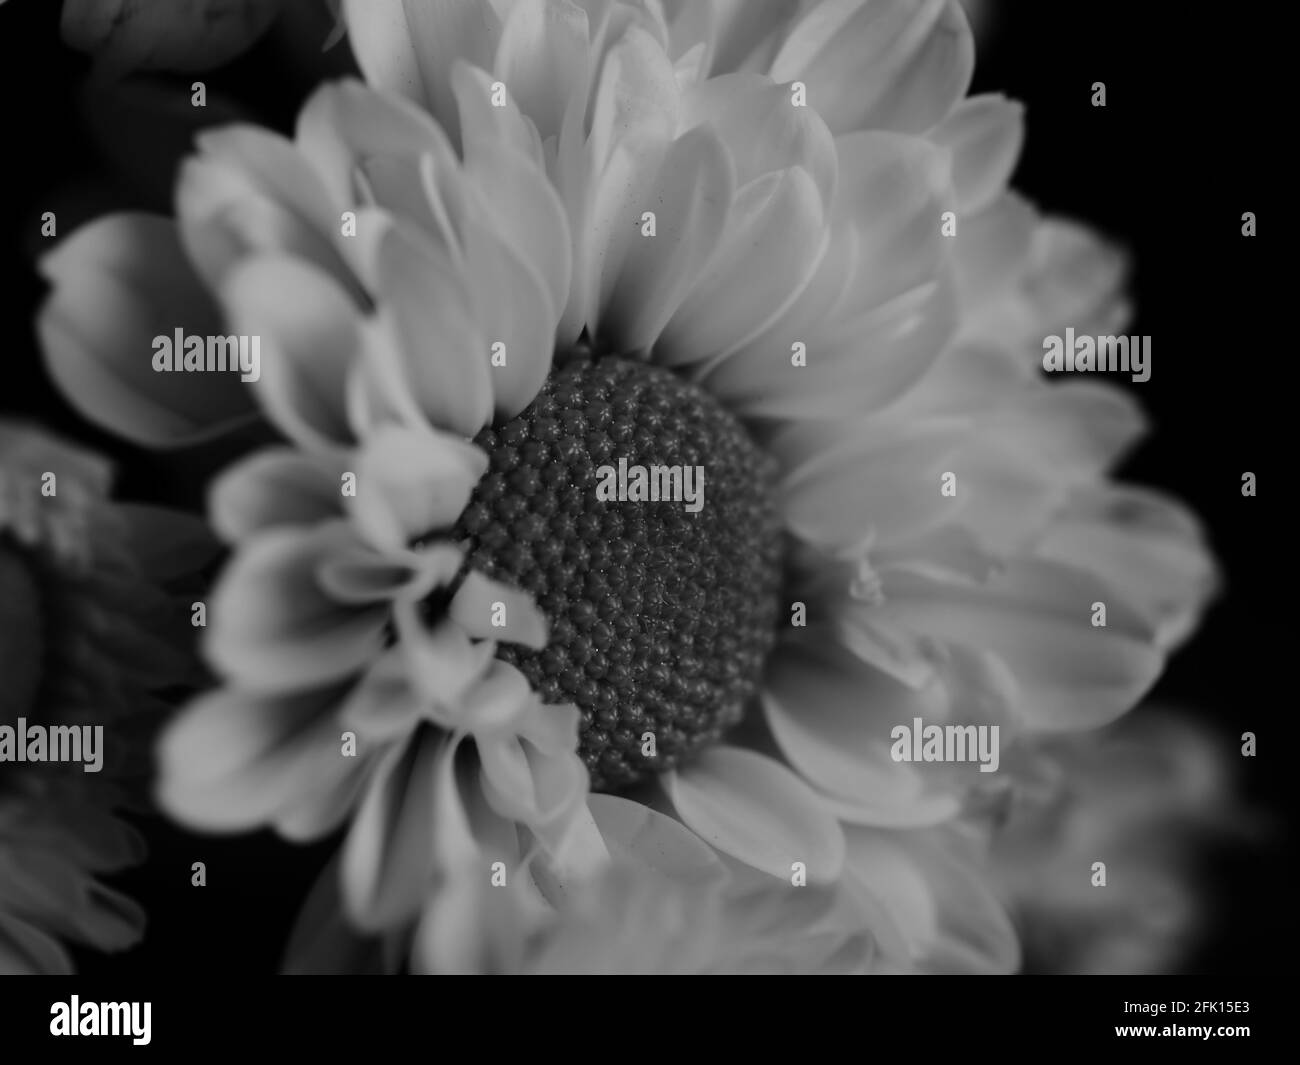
(341, 729, 441, 929)
(449, 570, 549, 649)
(206, 522, 388, 693)
(156, 683, 357, 833)
(370, 225, 494, 438)
(929, 94, 1024, 214)
(176, 126, 355, 293)
(38, 213, 256, 446)
(218, 254, 363, 451)
(210, 448, 346, 543)
(346, 423, 488, 553)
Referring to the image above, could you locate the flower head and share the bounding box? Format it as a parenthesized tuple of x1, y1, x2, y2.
(37, 0, 1220, 971)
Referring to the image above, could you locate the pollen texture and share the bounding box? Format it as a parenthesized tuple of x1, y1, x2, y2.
(451, 356, 784, 790)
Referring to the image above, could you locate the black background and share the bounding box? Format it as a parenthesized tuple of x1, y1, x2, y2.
(0, 1, 1290, 975)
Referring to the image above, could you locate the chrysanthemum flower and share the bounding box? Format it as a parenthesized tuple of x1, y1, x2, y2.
(0, 423, 205, 973)
(38, 0, 1217, 972)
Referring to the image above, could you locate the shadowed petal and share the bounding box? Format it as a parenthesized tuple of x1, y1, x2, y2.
(342, 729, 441, 929)
(156, 683, 357, 833)
(209, 447, 346, 543)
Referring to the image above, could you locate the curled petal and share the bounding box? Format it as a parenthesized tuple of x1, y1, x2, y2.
(449, 570, 549, 649)
(346, 422, 488, 553)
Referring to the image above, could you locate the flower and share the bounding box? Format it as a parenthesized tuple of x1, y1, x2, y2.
(0, 422, 208, 973)
(38, 0, 1218, 972)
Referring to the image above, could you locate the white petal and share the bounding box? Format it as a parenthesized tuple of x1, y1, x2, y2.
(457, 210, 557, 420)
(769, 0, 973, 134)
(1036, 485, 1218, 649)
(599, 125, 735, 352)
(660, 167, 827, 367)
(928, 94, 1024, 214)
(317, 542, 463, 604)
(763, 640, 963, 826)
(458, 129, 571, 320)
(218, 255, 363, 451)
(156, 684, 353, 833)
(341, 730, 441, 930)
(493, 0, 590, 143)
(881, 557, 1164, 731)
(294, 77, 459, 208)
(778, 416, 967, 550)
(561, 25, 679, 340)
(451, 60, 545, 164)
(844, 826, 1019, 973)
(370, 225, 494, 437)
(951, 192, 1036, 322)
(342, 0, 503, 143)
(177, 125, 355, 293)
(346, 422, 488, 552)
(449, 570, 549, 649)
(678, 73, 837, 208)
(666, 746, 845, 882)
(209, 447, 346, 542)
(1025, 219, 1129, 335)
(479, 704, 589, 851)
(393, 599, 498, 710)
(207, 522, 388, 693)
(587, 793, 729, 889)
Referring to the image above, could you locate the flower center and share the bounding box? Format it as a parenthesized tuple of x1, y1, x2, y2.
(0, 539, 46, 727)
(451, 356, 784, 791)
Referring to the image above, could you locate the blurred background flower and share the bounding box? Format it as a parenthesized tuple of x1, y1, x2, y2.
(0, 423, 211, 972)
(987, 709, 1260, 974)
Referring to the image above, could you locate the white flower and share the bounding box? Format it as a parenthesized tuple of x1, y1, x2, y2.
(37, 0, 1218, 972)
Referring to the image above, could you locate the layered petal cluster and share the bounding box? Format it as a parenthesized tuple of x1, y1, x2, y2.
(286, 792, 884, 974)
(0, 423, 206, 973)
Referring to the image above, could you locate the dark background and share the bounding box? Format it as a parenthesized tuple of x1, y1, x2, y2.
(0, 1, 1290, 974)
